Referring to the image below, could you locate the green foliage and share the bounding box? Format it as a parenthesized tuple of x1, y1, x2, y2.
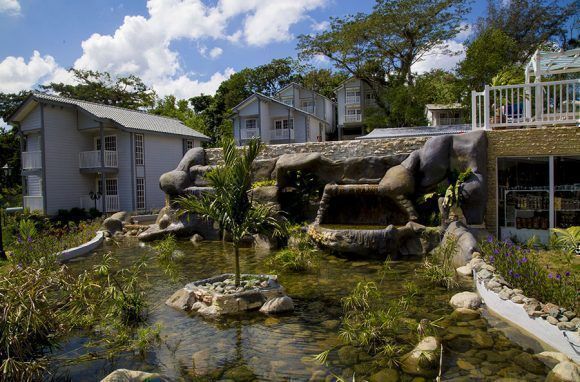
(40, 69, 156, 109)
(301, 69, 349, 101)
(17, 219, 37, 241)
(251, 179, 277, 189)
(151, 95, 206, 133)
(415, 69, 463, 106)
(339, 281, 409, 367)
(268, 226, 318, 272)
(153, 235, 185, 281)
(422, 234, 460, 290)
(550, 226, 580, 261)
(491, 65, 526, 86)
(443, 168, 473, 211)
(0, 123, 23, 189)
(480, 236, 578, 313)
(153, 234, 178, 261)
(179, 138, 286, 285)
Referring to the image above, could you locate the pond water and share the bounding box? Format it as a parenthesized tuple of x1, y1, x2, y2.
(52, 239, 553, 381)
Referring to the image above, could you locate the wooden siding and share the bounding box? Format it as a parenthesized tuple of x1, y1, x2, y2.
(20, 106, 41, 131)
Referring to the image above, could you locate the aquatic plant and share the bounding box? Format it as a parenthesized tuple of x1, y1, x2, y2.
(422, 234, 459, 290)
(179, 138, 287, 286)
(480, 236, 578, 313)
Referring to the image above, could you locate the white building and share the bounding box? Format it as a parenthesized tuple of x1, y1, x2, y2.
(424, 103, 465, 126)
(334, 77, 377, 140)
(8, 93, 209, 215)
(232, 83, 335, 145)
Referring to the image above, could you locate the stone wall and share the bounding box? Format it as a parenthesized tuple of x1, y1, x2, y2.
(485, 127, 580, 234)
(205, 137, 429, 164)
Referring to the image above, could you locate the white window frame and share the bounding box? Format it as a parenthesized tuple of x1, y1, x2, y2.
(274, 118, 294, 130)
(95, 135, 117, 151)
(346, 108, 362, 116)
(245, 119, 257, 130)
(136, 177, 146, 210)
(135, 134, 144, 166)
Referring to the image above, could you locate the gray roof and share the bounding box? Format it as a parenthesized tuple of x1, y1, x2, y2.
(25, 92, 209, 140)
(425, 103, 463, 110)
(357, 124, 471, 140)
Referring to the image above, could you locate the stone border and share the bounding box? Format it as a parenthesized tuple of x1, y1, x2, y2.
(57, 231, 105, 262)
(468, 257, 580, 362)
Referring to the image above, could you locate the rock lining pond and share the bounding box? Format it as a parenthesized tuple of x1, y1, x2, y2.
(53, 240, 559, 381)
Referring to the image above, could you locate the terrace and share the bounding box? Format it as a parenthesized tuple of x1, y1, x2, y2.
(472, 48, 580, 130)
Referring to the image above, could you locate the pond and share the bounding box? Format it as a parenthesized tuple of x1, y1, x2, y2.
(52, 239, 554, 381)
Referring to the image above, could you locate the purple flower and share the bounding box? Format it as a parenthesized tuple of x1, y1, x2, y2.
(27, 237, 32, 243)
(494, 249, 500, 255)
(487, 235, 494, 243)
(514, 273, 520, 278)
(508, 269, 513, 275)
(565, 271, 571, 277)
(505, 252, 511, 257)
(521, 257, 528, 263)
(489, 256, 495, 263)
(548, 273, 553, 279)
(556, 274, 561, 280)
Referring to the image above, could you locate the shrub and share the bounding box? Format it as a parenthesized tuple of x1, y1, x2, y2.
(480, 237, 578, 313)
(550, 226, 580, 262)
(422, 234, 459, 290)
(251, 179, 276, 189)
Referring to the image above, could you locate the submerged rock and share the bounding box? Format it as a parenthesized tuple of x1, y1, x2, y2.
(400, 336, 441, 377)
(100, 369, 170, 382)
(449, 292, 482, 310)
(369, 368, 400, 382)
(451, 308, 480, 321)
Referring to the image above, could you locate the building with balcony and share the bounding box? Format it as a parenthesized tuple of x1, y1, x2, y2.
(232, 83, 335, 145)
(8, 93, 209, 215)
(334, 77, 378, 140)
(425, 103, 465, 126)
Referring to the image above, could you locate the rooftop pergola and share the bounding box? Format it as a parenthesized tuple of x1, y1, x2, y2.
(525, 48, 580, 83)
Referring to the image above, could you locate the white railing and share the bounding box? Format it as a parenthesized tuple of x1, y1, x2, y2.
(22, 151, 42, 170)
(106, 195, 120, 212)
(346, 96, 361, 105)
(80, 195, 119, 212)
(79, 150, 118, 169)
(270, 129, 295, 140)
(241, 129, 260, 140)
(472, 79, 579, 130)
(345, 114, 362, 123)
(23, 196, 43, 212)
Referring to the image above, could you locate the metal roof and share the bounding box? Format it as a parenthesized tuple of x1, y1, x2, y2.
(425, 103, 463, 110)
(20, 93, 209, 140)
(526, 48, 580, 80)
(356, 124, 471, 140)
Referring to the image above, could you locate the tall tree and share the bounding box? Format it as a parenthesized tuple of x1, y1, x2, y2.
(151, 95, 206, 134)
(298, 0, 470, 104)
(40, 69, 156, 110)
(301, 69, 349, 101)
(0, 92, 30, 190)
(473, 0, 579, 62)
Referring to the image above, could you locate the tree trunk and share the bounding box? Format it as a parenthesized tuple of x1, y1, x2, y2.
(234, 245, 241, 287)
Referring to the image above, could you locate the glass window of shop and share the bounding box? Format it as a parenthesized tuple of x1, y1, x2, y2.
(497, 156, 580, 244)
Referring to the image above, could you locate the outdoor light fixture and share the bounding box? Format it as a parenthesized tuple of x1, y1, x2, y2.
(89, 191, 102, 211)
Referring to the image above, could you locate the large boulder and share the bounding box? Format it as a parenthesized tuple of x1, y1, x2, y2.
(444, 221, 478, 267)
(259, 296, 294, 314)
(100, 369, 170, 382)
(400, 336, 441, 377)
(103, 216, 123, 234)
(159, 147, 206, 197)
(535, 352, 572, 369)
(378, 165, 415, 196)
(449, 291, 482, 309)
(546, 361, 580, 382)
(416, 135, 452, 188)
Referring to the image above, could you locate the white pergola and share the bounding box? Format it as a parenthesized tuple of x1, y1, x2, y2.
(525, 48, 580, 83)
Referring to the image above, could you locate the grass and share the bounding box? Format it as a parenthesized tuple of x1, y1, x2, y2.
(422, 234, 460, 290)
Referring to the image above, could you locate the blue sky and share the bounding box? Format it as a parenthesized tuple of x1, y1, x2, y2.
(0, 0, 508, 99)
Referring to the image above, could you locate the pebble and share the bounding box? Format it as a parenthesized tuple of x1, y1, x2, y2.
(547, 316, 559, 325)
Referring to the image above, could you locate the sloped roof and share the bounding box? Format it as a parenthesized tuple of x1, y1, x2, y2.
(357, 124, 471, 140)
(231, 92, 328, 124)
(11, 92, 209, 140)
(425, 103, 463, 110)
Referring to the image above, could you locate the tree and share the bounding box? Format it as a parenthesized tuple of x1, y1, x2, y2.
(0, 92, 29, 191)
(298, 0, 470, 104)
(301, 69, 349, 101)
(473, 0, 579, 62)
(458, 28, 519, 90)
(178, 138, 285, 286)
(415, 69, 463, 106)
(151, 95, 206, 134)
(40, 69, 156, 110)
(245, 58, 304, 96)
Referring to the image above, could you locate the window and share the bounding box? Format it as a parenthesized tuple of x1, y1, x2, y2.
(135, 134, 144, 165)
(274, 119, 293, 129)
(185, 139, 195, 150)
(300, 100, 314, 113)
(96, 135, 117, 151)
(346, 88, 361, 104)
(245, 119, 257, 130)
(136, 177, 146, 210)
(281, 97, 294, 106)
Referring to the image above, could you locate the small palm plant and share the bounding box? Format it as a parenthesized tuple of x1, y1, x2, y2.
(551, 226, 580, 263)
(178, 138, 285, 287)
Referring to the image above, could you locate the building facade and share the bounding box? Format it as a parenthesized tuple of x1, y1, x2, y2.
(334, 77, 378, 140)
(9, 93, 209, 215)
(232, 83, 335, 145)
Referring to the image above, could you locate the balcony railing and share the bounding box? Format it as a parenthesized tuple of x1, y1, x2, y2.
(271, 129, 295, 140)
(472, 79, 579, 130)
(345, 114, 362, 123)
(22, 151, 42, 170)
(346, 96, 361, 105)
(79, 150, 118, 169)
(80, 195, 120, 212)
(23, 196, 43, 212)
(241, 129, 260, 140)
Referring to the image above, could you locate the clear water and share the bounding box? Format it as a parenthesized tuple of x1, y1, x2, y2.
(51, 239, 553, 381)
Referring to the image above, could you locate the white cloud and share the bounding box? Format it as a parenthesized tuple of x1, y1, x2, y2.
(0, 0, 20, 15)
(209, 47, 223, 59)
(456, 23, 473, 42)
(153, 67, 235, 99)
(0, 51, 68, 93)
(412, 40, 466, 74)
(311, 20, 329, 32)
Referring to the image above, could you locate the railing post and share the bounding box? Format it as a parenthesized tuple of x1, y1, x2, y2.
(471, 90, 477, 129)
(483, 85, 490, 130)
(535, 81, 543, 127)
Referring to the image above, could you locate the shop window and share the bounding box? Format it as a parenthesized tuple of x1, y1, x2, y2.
(554, 156, 580, 229)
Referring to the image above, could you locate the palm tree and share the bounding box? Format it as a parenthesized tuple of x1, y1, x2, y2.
(179, 138, 285, 287)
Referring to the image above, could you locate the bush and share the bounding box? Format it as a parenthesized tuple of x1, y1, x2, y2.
(422, 234, 459, 290)
(268, 225, 319, 272)
(480, 237, 578, 313)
